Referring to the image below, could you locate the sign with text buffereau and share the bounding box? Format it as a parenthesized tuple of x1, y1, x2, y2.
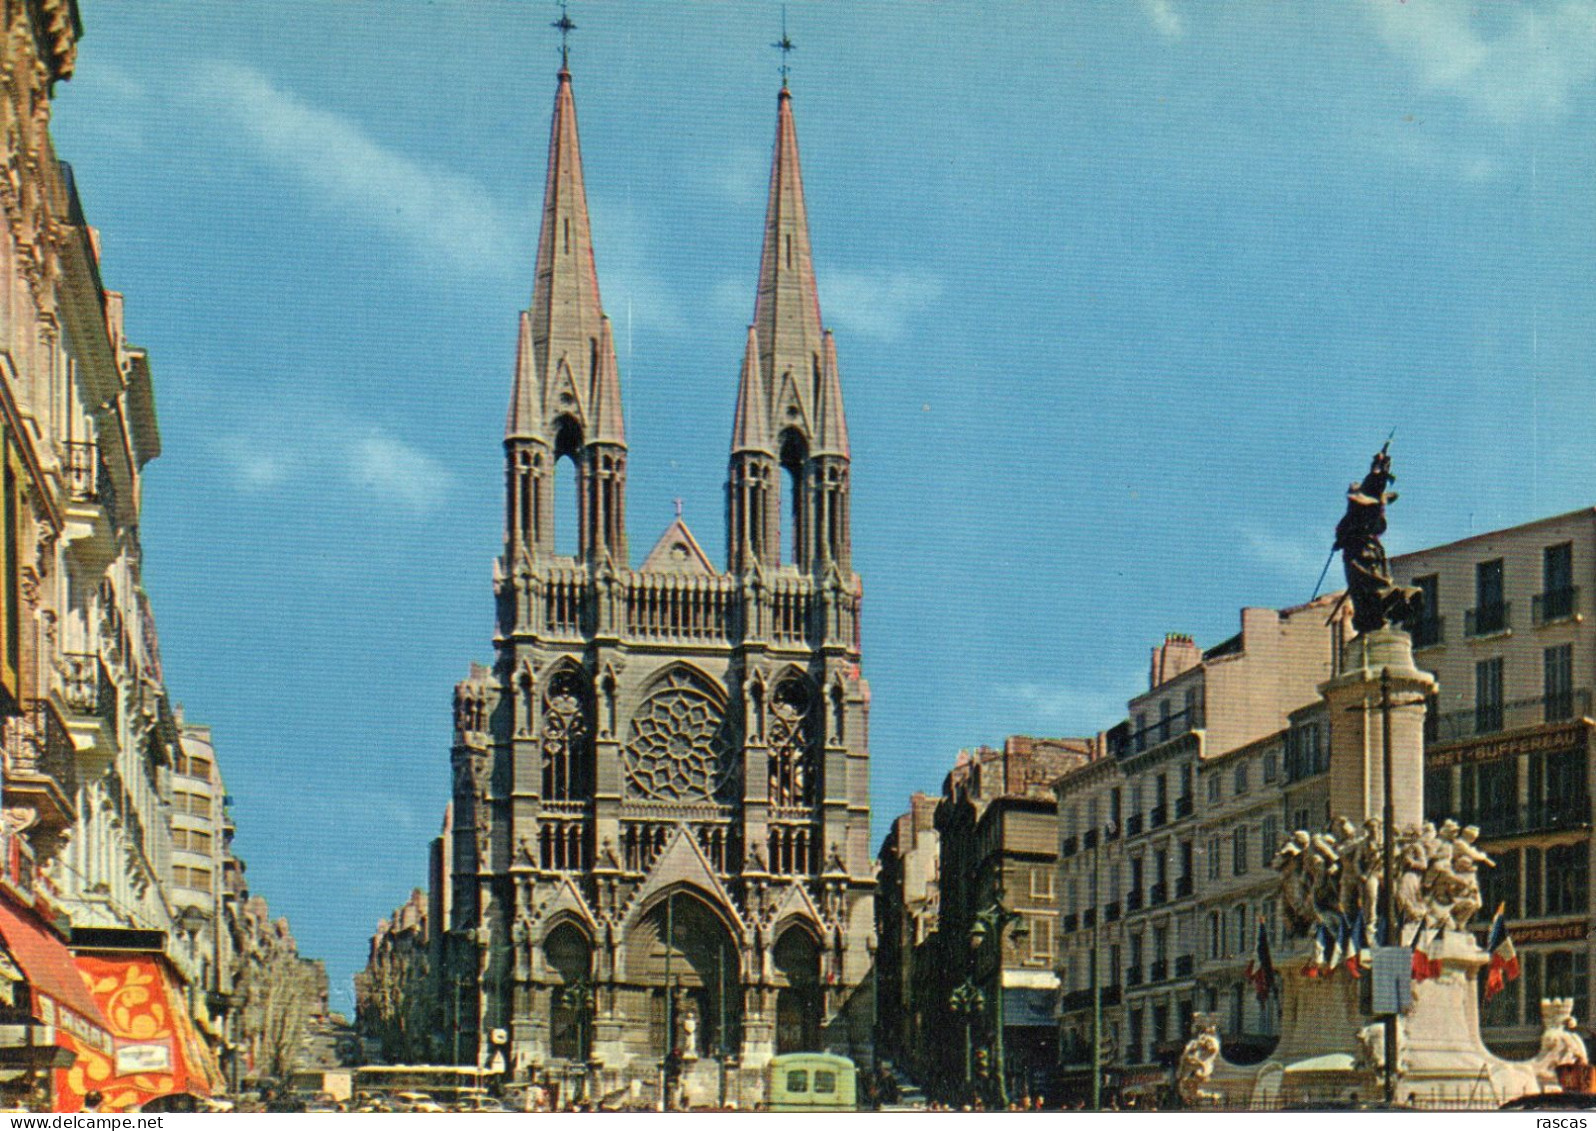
(1371, 946, 1412, 1014)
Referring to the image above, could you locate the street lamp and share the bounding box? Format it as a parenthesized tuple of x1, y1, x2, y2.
(1092, 819, 1116, 1112)
(971, 897, 1029, 1109)
(948, 978, 985, 1102)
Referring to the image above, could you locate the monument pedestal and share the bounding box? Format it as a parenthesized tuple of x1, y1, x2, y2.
(1185, 630, 1543, 1109)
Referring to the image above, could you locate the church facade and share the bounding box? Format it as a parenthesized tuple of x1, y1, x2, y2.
(446, 62, 875, 1104)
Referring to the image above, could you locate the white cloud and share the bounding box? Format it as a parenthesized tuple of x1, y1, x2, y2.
(1144, 0, 1185, 40)
(216, 436, 297, 490)
(1007, 681, 1130, 727)
(820, 268, 944, 342)
(345, 431, 451, 513)
(189, 61, 526, 276)
(218, 419, 452, 515)
(1364, 0, 1596, 125)
(1240, 524, 1329, 583)
(702, 145, 766, 207)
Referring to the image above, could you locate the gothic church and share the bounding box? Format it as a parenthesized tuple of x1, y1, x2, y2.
(446, 60, 875, 1103)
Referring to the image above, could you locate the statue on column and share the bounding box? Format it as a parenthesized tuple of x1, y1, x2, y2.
(1332, 443, 1424, 634)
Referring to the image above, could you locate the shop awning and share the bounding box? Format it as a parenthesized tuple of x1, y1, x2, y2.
(1003, 988, 1057, 1028)
(0, 898, 103, 1025)
(54, 954, 222, 1113)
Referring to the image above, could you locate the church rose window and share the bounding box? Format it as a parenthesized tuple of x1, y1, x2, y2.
(542, 669, 591, 800)
(624, 670, 734, 802)
(768, 677, 814, 807)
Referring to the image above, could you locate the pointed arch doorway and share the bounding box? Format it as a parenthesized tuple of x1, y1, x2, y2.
(629, 890, 742, 1061)
(773, 925, 822, 1053)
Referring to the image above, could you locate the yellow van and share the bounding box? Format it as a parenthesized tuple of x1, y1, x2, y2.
(767, 1053, 858, 1112)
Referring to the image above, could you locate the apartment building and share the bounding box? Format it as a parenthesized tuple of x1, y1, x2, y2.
(1194, 730, 1286, 1062)
(1393, 509, 1596, 1058)
(1053, 599, 1345, 1102)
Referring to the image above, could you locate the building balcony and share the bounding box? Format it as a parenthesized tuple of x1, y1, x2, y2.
(2, 698, 77, 839)
(1428, 689, 1590, 744)
(1175, 874, 1194, 899)
(1104, 823, 1121, 842)
(1120, 705, 1204, 757)
(60, 442, 118, 574)
(1470, 799, 1591, 841)
(1150, 804, 1168, 829)
(1410, 616, 1445, 650)
(1150, 959, 1169, 983)
(1126, 814, 1144, 838)
(1534, 588, 1581, 627)
(1174, 955, 1194, 977)
(1104, 901, 1121, 923)
(1464, 602, 1511, 638)
(1126, 965, 1144, 987)
(1060, 985, 1122, 1013)
(1174, 794, 1194, 820)
(1125, 889, 1143, 913)
(1150, 881, 1168, 906)
(1061, 835, 1079, 858)
(57, 652, 118, 768)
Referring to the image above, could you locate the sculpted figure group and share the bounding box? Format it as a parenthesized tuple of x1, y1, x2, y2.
(1272, 816, 1494, 938)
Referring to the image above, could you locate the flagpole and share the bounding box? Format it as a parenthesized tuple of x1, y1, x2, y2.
(1380, 666, 1397, 1107)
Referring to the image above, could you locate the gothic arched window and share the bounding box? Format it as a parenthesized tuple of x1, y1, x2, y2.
(768, 677, 814, 808)
(542, 669, 591, 801)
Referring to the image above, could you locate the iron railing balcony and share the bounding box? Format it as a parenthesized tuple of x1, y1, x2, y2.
(1175, 874, 1194, 898)
(1122, 705, 1204, 756)
(1469, 799, 1591, 840)
(1534, 588, 1581, 626)
(63, 441, 99, 503)
(1150, 881, 1168, 906)
(1150, 959, 1169, 983)
(1410, 616, 1445, 649)
(1150, 804, 1168, 829)
(1175, 794, 1194, 819)
(1428, 689, 1591, 744)
(1125, 889, 1144, 913)
(1126, 813, 1144, 838)
(1465, 602, 1511, 638)
(1174, 955, 1195, 977)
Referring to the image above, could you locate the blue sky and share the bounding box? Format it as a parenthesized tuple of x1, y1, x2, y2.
(48, 2, 1596, 1008)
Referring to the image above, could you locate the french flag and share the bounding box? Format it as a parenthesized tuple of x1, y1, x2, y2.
(1245, 917, 1277, 1003)
(1484, 903, 1520, 1001)
(1302, 922, 1334, 978)
(1343, 911, 1367, 978)
(1410, 923, 1443, 982)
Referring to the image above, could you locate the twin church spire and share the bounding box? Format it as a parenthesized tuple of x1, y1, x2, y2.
(506, 64, 851, 577)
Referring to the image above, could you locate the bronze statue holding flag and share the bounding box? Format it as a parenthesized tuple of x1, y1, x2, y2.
(1333, 442, 1424, 635)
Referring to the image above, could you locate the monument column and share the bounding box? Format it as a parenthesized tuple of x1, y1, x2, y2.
(1323, 628, 1435, 830)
